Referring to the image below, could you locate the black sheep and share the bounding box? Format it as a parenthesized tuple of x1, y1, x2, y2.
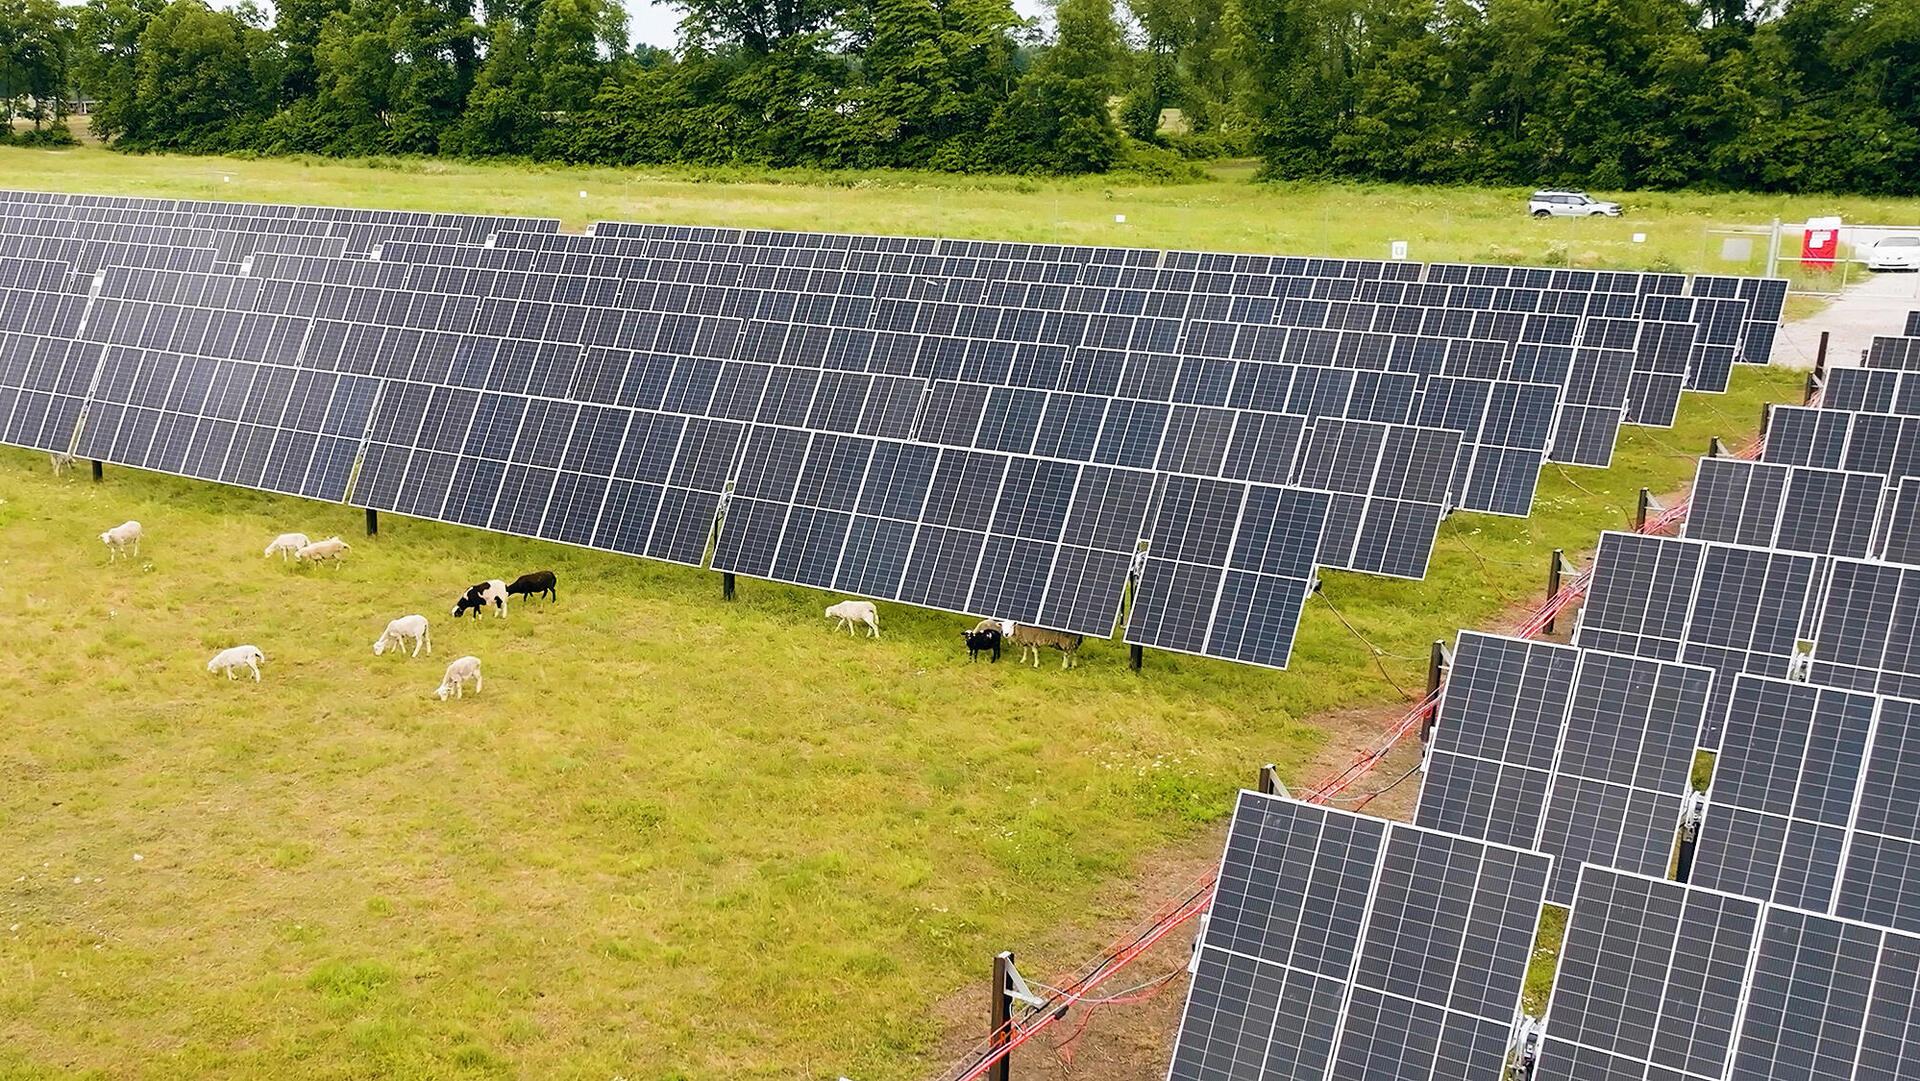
(962, 627, 1001, 663)
(506, 570, 557, 603)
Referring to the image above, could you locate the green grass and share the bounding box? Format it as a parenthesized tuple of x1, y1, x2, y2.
(6, 144, 1920, 283)
(1523, 904, 1571, 1017)
(0, 148, 1818, 1078)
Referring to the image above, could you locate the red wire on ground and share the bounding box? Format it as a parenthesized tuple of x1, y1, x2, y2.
(937, 420, 1777, 1081)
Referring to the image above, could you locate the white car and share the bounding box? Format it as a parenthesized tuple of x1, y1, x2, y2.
(1866, 236, 1920, 271)
(1529, 190, 1622, 217)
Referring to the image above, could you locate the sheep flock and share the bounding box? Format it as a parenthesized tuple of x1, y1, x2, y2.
(103, 513, 1094, 702)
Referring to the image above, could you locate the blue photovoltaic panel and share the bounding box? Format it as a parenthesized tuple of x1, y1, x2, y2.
(1535, 867, 1762, 1081)
(1692, 675, 1877, 912)
(1169, 792, 1551, 1081)
(1414, 632, 1579, 849)
(1126, 479, 1330, 669)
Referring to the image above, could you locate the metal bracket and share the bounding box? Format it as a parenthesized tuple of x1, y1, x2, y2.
(1002, 958, 1048, 1009)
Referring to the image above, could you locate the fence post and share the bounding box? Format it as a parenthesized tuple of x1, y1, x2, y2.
(990, 952, 1015, 1081)
(1637, 487, 1651, 531)
(1545, 548, 1565, 634)
(1766, 217, 1782, 278)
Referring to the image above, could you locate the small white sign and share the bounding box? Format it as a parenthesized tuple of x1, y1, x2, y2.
(1390, 241, 1408, 260)
(1115, 214, 1126, 224)
(1632, 233, 1647, 243)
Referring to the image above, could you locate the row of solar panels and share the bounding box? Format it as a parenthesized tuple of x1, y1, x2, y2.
(1172, 789, 1920, 1081)
(1167, 313, 1920, 1077)
(0, 192, 1789, 673)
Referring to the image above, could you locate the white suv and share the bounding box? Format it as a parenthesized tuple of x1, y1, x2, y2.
(1529, 191, 1622, 217)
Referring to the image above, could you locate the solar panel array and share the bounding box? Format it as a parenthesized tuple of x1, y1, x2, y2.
(1539, 864, 1920, 1081)
(0, 188, 1792, 674)
(1169, 792, 1550, 1081)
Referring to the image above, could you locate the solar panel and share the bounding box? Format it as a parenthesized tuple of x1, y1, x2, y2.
(1168, 791, 1551, 1081)
(1869, 336, 1920, 371)
(1885, 478, 1920, 566)
(1415, 632, 1708, 903)
(1810, 558, 1920, 701)
(1574, 531, 1706, 660)
(1838, 695, 1920, 934)
(1683, 457, 1884, 558)
(1691, 675, 1877, 911)
(1535, 866, 1762, 1081)
(1729, 904, 1920, 1081)
(1125, 479, 1329, 669)
(1908, 311, 1920, 337)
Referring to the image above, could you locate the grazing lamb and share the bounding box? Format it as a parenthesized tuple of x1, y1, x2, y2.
(1005, 622, 1084, 669)
(207, 645, 266, 681)
(263, 532, 310, 562)
(505, 570, 557, 603)
(373, 614, 431, 658)
(294, 536, 350, 564)
(99, 520, 142, 562)
(826, 599, 880, 638)
(434, 656, 482, 700)
(453, 580, 508, 619)
(49, 452, 73, 476)
(962, 626, 1002, 663)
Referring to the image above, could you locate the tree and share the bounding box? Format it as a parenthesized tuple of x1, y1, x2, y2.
(115, 0, 277, 149)
(0, 0, 76, 128)
(73, 0, 162, 141)
(982, 0, 1122, 172)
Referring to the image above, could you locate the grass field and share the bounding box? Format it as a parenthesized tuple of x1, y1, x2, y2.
(0, 145, 1817, 1080)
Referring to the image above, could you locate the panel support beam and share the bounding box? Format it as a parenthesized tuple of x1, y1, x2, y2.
(989, 951, 1015, 1081)
(1545, 548, 1566, 634)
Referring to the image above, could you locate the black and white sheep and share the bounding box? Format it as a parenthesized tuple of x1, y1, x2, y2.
(505, 570, 557, 603)
(962, 626, 1002, 662)
(453, 580, 508, 619)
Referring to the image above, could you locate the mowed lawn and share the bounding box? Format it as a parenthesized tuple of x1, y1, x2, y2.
(0, 148, 1818, 1079)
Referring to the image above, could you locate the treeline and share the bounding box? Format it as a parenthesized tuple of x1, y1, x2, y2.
(2, 0, 1919, 190)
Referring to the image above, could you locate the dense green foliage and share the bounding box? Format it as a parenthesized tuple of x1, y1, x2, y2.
(13, 0, 1920, 187)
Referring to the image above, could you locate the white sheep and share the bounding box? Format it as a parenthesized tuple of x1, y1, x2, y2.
(374, 614, 431, 658)
(49, 452, 73, 476)
(207, 645, 266, 681)
(294, 536, 351, 564)
(99, 520, 142, 562)
(435, 656, 482, 700)
(826, 599, 880, 637)
(263, 532, 310, 562)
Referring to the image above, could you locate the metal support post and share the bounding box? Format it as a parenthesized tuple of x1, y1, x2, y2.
(1815, 330, 1830, 379)
(90, 459, 102, 482)
(1545, 548, 1565, 634)
(1637, 487, 1651, 531)
(1421, 639, 1447, 742)
(1258, 763, 1282, 795)
(1709, 436, 1728, 458)
(722, 572, 736, 601)
(990, 951, 1015, 1081)
(1129, 643, 1143, 672)
(365, 508, 378, 536)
